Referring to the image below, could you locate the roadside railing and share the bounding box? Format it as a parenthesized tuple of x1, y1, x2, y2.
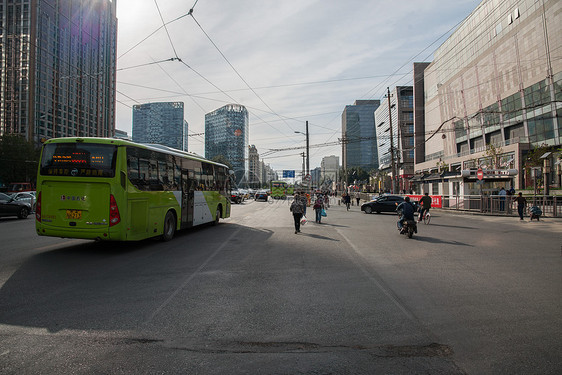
(354, 193, 561, 218)
(441, 195, 561, 217)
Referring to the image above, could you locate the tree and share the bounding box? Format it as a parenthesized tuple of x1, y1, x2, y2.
(485, 143, 504, 168)
(345, 166, 369, 184)
(0, 135, 41, 186)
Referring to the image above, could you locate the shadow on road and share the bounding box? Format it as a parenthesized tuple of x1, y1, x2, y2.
(297, 232, 340, 241)
(0, 223, 270, 333)
(430, 223, 478, 230)
(412, 235, 474, 247)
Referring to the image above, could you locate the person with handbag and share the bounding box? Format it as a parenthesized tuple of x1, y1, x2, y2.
(290, 193, 305, 234)
(313, 195, 325, 223)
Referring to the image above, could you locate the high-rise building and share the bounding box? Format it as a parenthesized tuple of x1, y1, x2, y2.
(342, 100, 380, 171)
(415, 0, 561, 194)
(205, 104, 249, 184)
(0, 0, 117, 143)
(375, 86, 414, 193)
(321, 155, 339, 186)
(248, 145, 261, 188)
(132, 102, 187, 151)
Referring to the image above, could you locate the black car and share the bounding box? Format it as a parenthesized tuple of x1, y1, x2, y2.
(0, 192, 32, 219)
(361, 195, 418, 214)
(254, 190, 269, 201)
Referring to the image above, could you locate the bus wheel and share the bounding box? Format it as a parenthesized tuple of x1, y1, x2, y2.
(213, 207, 221, 226)
(162, 211, 176, 241)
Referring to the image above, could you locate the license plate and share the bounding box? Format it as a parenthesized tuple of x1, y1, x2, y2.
(66, 209, 82, 220)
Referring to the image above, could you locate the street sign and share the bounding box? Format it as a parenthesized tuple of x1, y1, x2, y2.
(282, 170, 295, 178)
(477, 168, 483, 180)
(304, 174, 312, 182)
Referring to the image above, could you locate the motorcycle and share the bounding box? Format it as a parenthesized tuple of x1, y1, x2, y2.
(396, 201, 418, 238)
(529, 206, 542, 221)
(398, 219, 417, 238)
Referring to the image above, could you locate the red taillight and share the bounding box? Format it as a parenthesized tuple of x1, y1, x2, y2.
(109, 194, 121, 227)
(35, 192, 41, 222)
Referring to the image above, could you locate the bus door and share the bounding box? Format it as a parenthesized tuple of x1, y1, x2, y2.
(181, 170, 195, 228)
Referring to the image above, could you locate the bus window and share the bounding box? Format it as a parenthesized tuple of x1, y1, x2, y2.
(174, 162, 181, 190)
(138, 159, 149, 190)
(128, 156, 139, 182)
(158, 161, 167, 188)
(40, 143, 117, 177)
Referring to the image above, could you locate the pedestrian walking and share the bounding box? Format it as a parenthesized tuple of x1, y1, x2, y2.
(355, 191, 361, 207)
(506, 187, 514, 214)
(342, 192, 351, 211)
(299, 192, 307, 216)
(499, 187, 506, 211)
(290, 193, 305, 234)
(313, 195, 324, 223)
(514, 192, 527, 220)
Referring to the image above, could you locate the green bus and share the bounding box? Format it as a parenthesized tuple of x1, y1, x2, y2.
(270, 180, 288, 199)
(35, 137, 231, 242)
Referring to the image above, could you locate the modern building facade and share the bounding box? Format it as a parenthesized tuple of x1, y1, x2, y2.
(342, 100, 380, 172)
(415, 0, 561, 196)
(321, 155, 339, 190)
(205, 104, 249, 184)
(0, 0, 117, 143)
(248, 144, 261, 188)
(375, 87, 414, 193)
(132, 102, 187, 151)
(113, 129, 130, 140)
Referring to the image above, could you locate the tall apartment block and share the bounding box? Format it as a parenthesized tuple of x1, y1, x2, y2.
(375, 87, 414, 193)
(248, 144, 260, 188)
(205, 104, 249, 184)
(0, 0, 117, 142)
(132, 102, 187, 151)
(342, 100, 380, 172)
(415, 0, 561, 195)
(321, 155, 339, 191)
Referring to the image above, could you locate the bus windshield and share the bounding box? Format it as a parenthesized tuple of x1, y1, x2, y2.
(40, 143, 117, 178)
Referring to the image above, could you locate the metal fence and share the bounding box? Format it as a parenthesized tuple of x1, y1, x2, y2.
(441, 195, 561, 217)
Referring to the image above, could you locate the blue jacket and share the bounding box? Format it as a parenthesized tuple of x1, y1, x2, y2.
(397, 201, 415, 220)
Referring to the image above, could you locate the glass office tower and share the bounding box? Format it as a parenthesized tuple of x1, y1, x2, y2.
(342, 100, 380, 171)
(132, 102, 187, 151)
(205, 104, 249, 183)
(0, 0, 117, 143)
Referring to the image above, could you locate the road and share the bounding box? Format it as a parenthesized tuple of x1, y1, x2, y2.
(0, 198, 561, 374)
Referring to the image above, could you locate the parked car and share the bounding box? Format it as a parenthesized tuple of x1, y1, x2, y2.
(361, 195, 418, 214)
(230, 190, 244, 204)
(254, 190, 269, 202)
(6, 182, 34, 193)
(10, 192, 36, 212)
(0, 192, 32, 219)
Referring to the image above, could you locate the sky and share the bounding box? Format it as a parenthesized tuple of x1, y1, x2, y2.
(115, 0, 482, 174)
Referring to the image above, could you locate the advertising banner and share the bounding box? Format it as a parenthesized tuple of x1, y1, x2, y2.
(407, 195, 442, 208)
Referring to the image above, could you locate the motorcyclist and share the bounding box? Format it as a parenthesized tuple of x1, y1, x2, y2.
(396, 196, 415, 232)
(418, 192, 432, 221)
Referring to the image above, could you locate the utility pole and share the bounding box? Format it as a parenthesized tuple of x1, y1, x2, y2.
(306, 120, 310, 178)
(387, 87, 396, 194)
(301, 152, 306, 186)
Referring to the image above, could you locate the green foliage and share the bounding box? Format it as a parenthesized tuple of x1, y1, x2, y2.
(485, 143, 503, 168)
(525, 144, 550, 167)
(0, 135, 41, 186)
(345, 166, 369, 184)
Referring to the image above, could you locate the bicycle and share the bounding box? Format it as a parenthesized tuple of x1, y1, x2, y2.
(418, 209, 431, 224)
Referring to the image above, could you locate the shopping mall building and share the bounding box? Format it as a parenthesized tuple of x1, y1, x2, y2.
(413, 0, 561, 197)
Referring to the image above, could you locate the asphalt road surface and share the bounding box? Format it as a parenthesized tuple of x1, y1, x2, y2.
(0, 197, 561, 374)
